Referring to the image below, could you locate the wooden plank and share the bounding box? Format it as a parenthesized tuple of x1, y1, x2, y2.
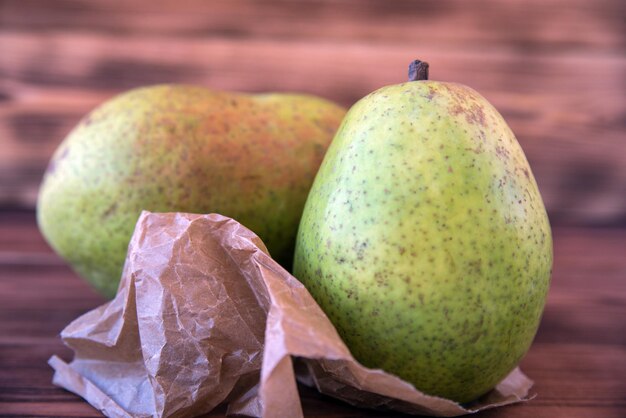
(0, 403, 102, 418)
(0, 0, 625, 222)
(1, 0, 623, 52)
(0, 211, 54, 254)
(0, 30, 624, 223)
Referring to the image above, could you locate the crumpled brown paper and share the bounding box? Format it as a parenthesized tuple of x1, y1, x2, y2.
(49, 211, 534, 417)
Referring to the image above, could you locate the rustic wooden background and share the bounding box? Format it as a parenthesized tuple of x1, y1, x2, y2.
(1, 0, 625, 226)
(1, 1, 626, 417)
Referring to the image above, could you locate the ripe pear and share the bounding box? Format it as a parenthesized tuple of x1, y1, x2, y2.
(38, 85, 345, 297)
(294, 61, 552, 403)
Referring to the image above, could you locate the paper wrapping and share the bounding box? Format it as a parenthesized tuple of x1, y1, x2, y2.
(49, 211, 534, 417)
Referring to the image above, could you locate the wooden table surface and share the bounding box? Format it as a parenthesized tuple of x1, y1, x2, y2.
(0, 210, 624, 417)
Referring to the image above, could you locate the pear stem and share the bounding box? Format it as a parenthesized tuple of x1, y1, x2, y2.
(408, 60, 429, 81)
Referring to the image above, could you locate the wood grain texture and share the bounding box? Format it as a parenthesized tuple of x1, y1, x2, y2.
(0, 211, 624, 417)
(0, 0, 625, 225)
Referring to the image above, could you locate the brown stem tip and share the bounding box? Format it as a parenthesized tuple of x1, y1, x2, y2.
(408, 60, 429, 81)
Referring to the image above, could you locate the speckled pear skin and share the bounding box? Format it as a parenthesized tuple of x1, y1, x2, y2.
(293, 80, 552, 403)
(37, 85, 346, 297)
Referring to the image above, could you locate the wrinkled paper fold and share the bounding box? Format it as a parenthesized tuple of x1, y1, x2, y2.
(50, 211, 534, 417)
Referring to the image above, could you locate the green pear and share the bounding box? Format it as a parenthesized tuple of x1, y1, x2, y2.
(38, 85, 345, 297)
(294, 61, 552, 403)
